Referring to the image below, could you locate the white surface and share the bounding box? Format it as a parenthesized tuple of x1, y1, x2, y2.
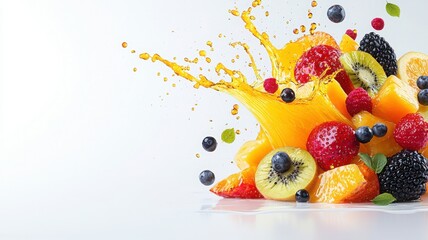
(1, 0, 428, 239)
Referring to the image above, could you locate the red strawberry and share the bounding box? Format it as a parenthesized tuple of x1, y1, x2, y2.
(345, 29, 357, 40)
(393, 113, 428, 150)
(210, 167, 263, 199)
(346, 88, 372, 116)
(306, 121, 360, 170)
(294, 45, 354, 94)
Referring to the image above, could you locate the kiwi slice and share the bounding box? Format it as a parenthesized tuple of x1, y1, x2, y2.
(339, 51, 387, 96)
(255, 147, 317, 201)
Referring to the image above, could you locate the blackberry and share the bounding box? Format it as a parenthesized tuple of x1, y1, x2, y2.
(359, 32, 397, 76)
(378, 150, 428, 202)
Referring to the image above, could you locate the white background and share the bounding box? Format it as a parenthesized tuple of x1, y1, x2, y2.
(1, 0, 428, 239)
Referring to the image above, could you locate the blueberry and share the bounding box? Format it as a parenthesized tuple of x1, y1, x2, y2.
(280, 88, 296, 103)
(271, 151, 292, 173)
(295, 189, 310, 202)
(418, 89, 428, 106)
(372, 123, 388, 137)
(199, 170, 215, 186)
(202, 136, 217, 152)
(355, 126, 373, 143)
(327, 5, 345, 23)
(417, 76, 428, 90)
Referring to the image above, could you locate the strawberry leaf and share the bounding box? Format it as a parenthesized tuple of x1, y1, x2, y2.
(372, 193, 396, 206)
(221, 128, 236, 144)
(386, 2, 400, 17)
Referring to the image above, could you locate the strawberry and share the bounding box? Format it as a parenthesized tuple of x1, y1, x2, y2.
(306, 121, 360, 170)
(346, 87, 372, 116)
(210, 167, 264, 199)
(393, 113, 428, 150)
(294, 45, 354, 94)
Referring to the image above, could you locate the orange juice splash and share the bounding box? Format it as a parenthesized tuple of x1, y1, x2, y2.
(133, 1, 350, 150)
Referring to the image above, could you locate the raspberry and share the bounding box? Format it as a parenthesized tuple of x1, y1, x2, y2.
(263, 78, 279, 93)
(345, 88, 372, 116)
(306, 121, 360, 170)
(393, 113, 428, 150)
(345, 29, 357, 40)
(295, 45, 354, 93)
(371, 18, 385, 31)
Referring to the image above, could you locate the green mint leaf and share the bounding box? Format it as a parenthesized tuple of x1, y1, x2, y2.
(386, 2, 400, 17)
(221, 128, 236, 144)
(358, 153, 373, 170)
(372, 193, 396, 206)
(372, 153, 387, 174)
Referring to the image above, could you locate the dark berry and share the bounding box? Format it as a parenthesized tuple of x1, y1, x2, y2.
(418, 89, 428, 106)
(371, 18, 385, 31)
(378, 150, 428, 202)
(280, 88, 295, 103)
(355, 126, 373, 143)
(359, 32, 397, 76)
(202, 136, 217, 152)
(416, 76, 428, 89)
(271, 152, 292, 173)
(199, 170, 215, 186)
(263, 78, 279, 93)
(327, 5, 345, 23)
(295, 189, 310, 202)
(372, 123, 388, 137)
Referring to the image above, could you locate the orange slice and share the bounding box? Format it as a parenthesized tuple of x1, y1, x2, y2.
(397, 52, 428, 89)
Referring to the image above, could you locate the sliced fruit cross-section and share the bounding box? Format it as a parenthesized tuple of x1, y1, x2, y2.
(255, 147, 317, 201)
(397, 52, 428, 89)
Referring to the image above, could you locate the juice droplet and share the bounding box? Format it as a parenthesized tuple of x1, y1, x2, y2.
(250, 15, 256, 20)
(199, 50, 206, 57)
(196, 153, 200, 158)
(300, 25, 306, 33)
(235, 129, 241, 135)
(252, 0, 261, 7)
(236, 55, 240, 59)
(206, 41, 213, 48)
(293, 28, 299, 34)
(310, 22, 317, 35)
(191, 107, 195, 111)
(172, 83, 176, 87)
(311, 0, 317, 7)
(163, 77, 168, 82)
(229, 9, 240, 16)
(139, 53, 150, 60)
(308, 12, 313, 19)
(265, 11, 269, 17)
(231, 103, 239, 115)
(157, 72, 161, 76)
(121, 42, 128, 48)
(131, 50, 136, 53)
(236, 116, 240, 120)
(231, 59, 236, 63)
(218, 33, 223, 38)
(206, 57, 211, 63)
(133, 67, 137, 72)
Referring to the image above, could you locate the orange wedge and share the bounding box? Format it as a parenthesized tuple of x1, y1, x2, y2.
(397, 52, 428, 89)
(339, 34, 359, 53)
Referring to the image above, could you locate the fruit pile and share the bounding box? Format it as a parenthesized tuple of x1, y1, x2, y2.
(201, 31, 428, 204)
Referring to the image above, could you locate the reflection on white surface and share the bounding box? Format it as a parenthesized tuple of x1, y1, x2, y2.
(200, 195, 428, 214)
